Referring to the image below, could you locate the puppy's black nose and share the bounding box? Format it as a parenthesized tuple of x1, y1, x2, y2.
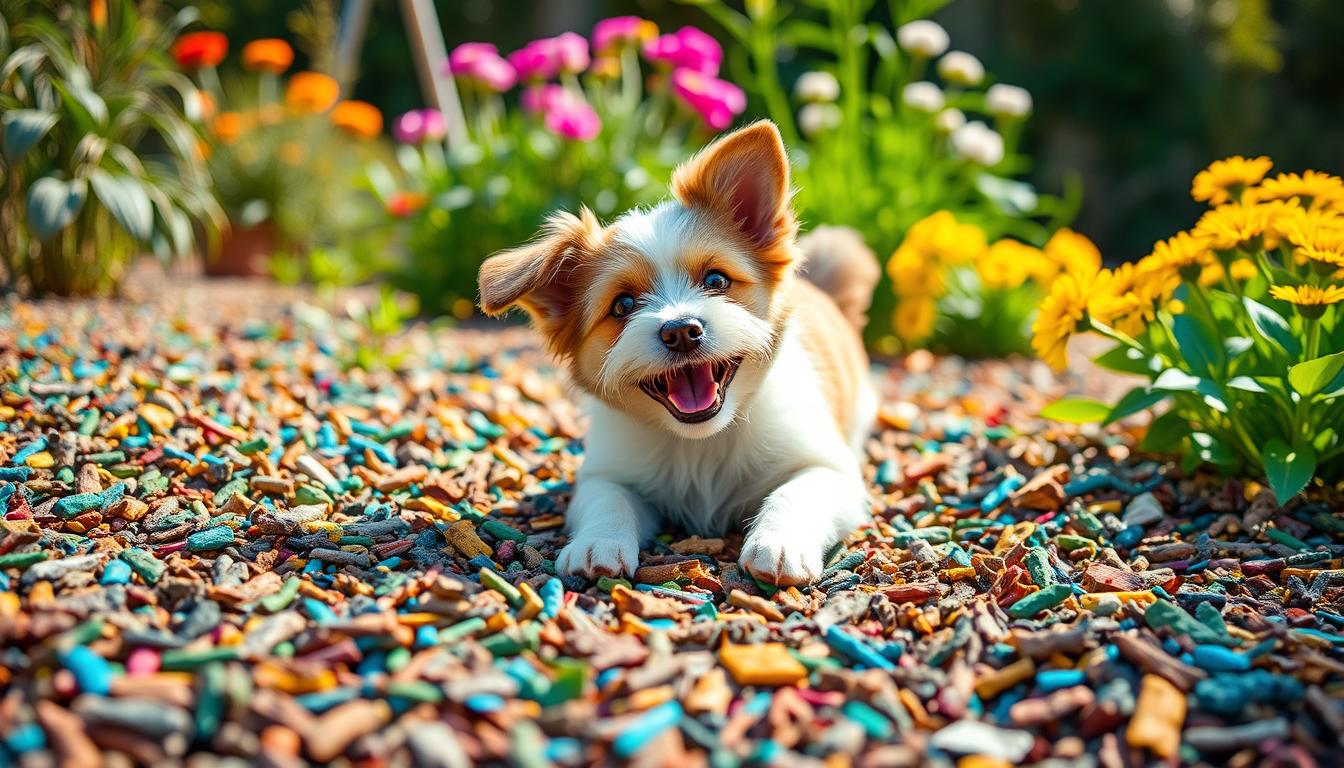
(659, 318, 704, 354)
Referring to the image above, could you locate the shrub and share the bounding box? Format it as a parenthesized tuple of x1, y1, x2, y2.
(0, 0, 221, 295)
(1038, 157, 1344, 502)
(367, 20, 746, 317)
(887, 211, 1100, 357)
(681, 0, 1078, 352)
(175, 29, 388, 271)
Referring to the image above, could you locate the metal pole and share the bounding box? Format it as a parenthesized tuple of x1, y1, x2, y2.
(400, 0, 470, 154)
(334, 0, 373, 92)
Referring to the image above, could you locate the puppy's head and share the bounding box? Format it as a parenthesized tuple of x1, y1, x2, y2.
(479, 121, 797, 438)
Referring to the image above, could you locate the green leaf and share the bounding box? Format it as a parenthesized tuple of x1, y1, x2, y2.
(1040, 397, 1112, 424)
(1262, 439, 1316, 502)
(89, 170, 153, 243)
(1225, 376, 1268, 393)
(2, 109, 57, 162)
(1152, 368, 1205, 392)
(1223, 336, 1254, 359)
(1288, 351, 1344, 397)
(1190, 432, 1236, 465)
(1141, 409, 1188, 454)
(1103, 387, 1169, 426)
(1172, 314, 1222, 376)
(1243, 296, 1300, 357)
(1092, 345, 1159, 376)
(25, 176, 87, 241)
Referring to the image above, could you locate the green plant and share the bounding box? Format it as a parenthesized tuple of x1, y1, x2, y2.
(343, 285, 420, 371)
(1038, 157, 1344, 502)
(0, 0, 221, 295)
(682, 0, 1079, 352)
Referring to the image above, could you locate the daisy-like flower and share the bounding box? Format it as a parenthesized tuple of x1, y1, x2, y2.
(1145, 230, 1215, 281)
(1269, 284, 1344, 318)
(893, 297, 937, 343)
(937, 51, 985, 86)
(1229, 258, 1259, 282)
(1251, 170, 1344, 210)
(985, 84, 1032, 118)
(1191, 155, 1272, 205)
(1043, 228, 1102, 279)
(892, 211, 988, 270)
(977, 240, 1039, 290)
(902, 81, 944, 113)
(1192, 202, 1284, 252)
(896, 20, 949, 58)
(794, 71, 840, 103)
(1032, 270, 1107, 372)
(1274, 207, 1344, 269)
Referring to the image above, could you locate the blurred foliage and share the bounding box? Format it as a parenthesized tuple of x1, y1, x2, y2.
(945, 0, 1344, 265)
(1, 0, 221, 296)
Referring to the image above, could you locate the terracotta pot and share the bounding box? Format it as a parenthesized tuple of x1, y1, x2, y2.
(208, 219, 275, 277)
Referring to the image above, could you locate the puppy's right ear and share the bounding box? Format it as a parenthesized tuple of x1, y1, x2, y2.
(478, 208, 604, 322)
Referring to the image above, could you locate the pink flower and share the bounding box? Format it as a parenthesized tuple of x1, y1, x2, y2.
(521, 84, 564, 114)
(593, 16, 657, 53)
(522, 84, 601, 140)
(545, 99, 601, 141)
(445, 42, 516, 91)
(508, 32, 590, 81)
(671, 69, 745, 130)
(643, 26, 722, 75)
(393, 109, 446, 144)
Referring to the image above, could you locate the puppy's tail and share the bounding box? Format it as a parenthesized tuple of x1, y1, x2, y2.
(796, 225, 881, 330)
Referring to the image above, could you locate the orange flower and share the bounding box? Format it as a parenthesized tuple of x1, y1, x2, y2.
(173, 31, 228, 70)
(90, 0, 107, 28)
(211, 112, 246, 144)
(285, 71, 340, 114)
(387, 192, 428, 218)
(241, 38, 294, 74)
(330, 100, 383, 140)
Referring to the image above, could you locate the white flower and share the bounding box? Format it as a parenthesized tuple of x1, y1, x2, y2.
(950, 120, 1004, 166)
(985, 83, 1032, 118)
(934, 108, 965, 134)
(937, 51, 984, 86)
(896, 20, 949, 58)
(794, 71, 840, 103)
(798, 102, 842, 137)
(902, 81, 944, 113)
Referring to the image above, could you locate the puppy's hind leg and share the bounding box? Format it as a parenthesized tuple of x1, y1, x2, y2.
(740, 467, 868, 586)
(557, 478, 658, 579)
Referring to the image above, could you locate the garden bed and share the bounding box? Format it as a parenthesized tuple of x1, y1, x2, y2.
(1, 276, 1340, 766)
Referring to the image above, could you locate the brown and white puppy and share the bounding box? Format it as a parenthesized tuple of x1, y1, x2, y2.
(478, 121, 878, 585)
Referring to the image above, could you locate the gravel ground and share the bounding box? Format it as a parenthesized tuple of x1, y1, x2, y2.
(0, 275, 1340, 767)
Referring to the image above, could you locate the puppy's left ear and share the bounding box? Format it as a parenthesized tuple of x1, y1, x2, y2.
(672, 120, 794, 250)
(478, 208, 604, 324)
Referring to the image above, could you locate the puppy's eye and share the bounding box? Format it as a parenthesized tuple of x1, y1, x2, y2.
(611, 294, 637, 318)
(703, 270, 731, 292)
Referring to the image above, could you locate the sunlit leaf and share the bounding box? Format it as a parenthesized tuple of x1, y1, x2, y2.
(1263, 439, 1315, 502)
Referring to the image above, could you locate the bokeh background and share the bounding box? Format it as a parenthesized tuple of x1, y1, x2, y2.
(198, 0, 1344, 264)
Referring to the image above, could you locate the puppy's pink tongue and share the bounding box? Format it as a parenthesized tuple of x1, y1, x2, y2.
(667, 362, 718, 413)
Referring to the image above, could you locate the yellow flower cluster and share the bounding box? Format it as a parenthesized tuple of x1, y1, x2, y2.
(1032, 157, 1344, 371)
(887, 211, 1098, 344)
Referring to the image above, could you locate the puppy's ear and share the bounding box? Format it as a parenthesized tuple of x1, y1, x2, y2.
(478, 208, 604, 322)
(672, 120, 794, 250)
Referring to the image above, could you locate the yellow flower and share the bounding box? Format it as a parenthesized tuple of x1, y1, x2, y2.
(1191, 155, 1272, 205)
(1251, 170, 1344, 210)
(1269, 284, 1344, 318)
(1031, 270, 1108, 372)
(978, 240, 1038, 289)
(1143, 230, 1214, 282)
(1192, 201, 1294, 252)
(1274, 207, 1344, 268)
(1229, 258, 1258, 281)
(894, 211, 988, 267)
(1042, 228, 1101, 279)
(893, 298, 937, 344)
(887, 248, 946, 298)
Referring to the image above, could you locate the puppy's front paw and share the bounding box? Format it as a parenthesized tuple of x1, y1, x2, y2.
(739, 532, 824, 586)
(557, 532, 639, 579)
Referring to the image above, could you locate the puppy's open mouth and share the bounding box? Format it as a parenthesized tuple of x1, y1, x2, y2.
(639, 358, 741, 424)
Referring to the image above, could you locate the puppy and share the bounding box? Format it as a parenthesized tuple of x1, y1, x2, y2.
(478, 121, 879, 585)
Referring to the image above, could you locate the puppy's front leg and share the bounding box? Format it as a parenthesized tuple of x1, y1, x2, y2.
(557, 478, 658, 579)
(740, 467, 867, 586)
